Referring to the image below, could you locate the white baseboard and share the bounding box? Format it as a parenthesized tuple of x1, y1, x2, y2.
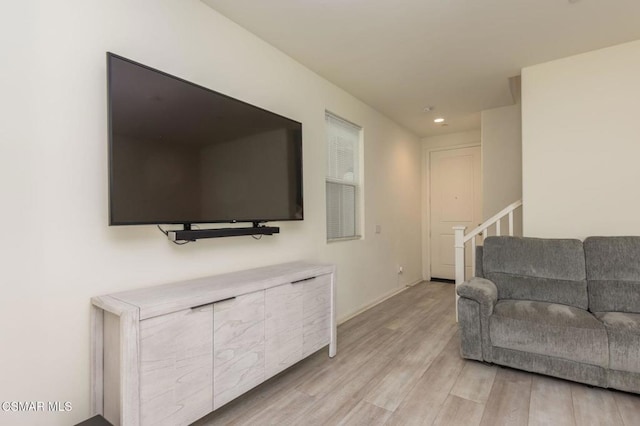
(337, 278, 424, 325)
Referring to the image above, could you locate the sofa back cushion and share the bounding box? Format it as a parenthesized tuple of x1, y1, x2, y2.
(584, 236, 640, 313)
(483, 236, 588, 309)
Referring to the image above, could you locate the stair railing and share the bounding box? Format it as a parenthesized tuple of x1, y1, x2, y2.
(453, 200, 523, 318)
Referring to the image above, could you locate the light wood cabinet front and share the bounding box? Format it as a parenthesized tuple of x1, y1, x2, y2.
(265, 283, 304, 377)
(139, 306, 213, 426)
(302, 275, 332, 357)
(213, 292, 266, 409)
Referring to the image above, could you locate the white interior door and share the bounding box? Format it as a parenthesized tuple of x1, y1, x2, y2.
(429, 146, 481, 280)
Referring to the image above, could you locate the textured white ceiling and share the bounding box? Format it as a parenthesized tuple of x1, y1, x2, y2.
(202, 0, 640, 136)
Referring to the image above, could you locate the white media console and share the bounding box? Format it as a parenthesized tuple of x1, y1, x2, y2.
(90, 261, 336, 426)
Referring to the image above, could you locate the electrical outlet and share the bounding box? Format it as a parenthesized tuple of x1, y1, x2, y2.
(398, 266, 404, 274)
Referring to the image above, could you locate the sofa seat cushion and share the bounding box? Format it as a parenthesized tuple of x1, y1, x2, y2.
(483, 237, 588, 309)
(595, 312, 640, 374)
(490, 300, 608, 367)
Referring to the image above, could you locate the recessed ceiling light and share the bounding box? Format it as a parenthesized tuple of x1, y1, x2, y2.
(434, 118, 445, 123)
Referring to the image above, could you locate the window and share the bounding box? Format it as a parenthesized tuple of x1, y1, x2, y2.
(325, 112, 361, 241)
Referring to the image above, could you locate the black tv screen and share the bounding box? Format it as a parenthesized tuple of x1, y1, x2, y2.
(107, 53, 303, 226)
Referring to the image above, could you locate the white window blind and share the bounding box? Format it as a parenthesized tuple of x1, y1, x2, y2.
(326, 113, 361, 240)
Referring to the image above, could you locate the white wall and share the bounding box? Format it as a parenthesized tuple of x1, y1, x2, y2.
(0, 1, 422, 424)
(481, 103, 523, 235)
(522, 39, 640, 238)
(420, 130, 481, 279)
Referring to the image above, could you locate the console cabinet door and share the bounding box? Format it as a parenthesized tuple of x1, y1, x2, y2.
(265, 283, 304, 377)
(213, 291, 265, 410)
(139, 306, 213, 426)
(302, 274, 332, 357)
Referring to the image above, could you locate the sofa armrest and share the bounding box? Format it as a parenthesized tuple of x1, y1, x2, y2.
(457, 277, 498, 315)
(456, 277, 497, 362)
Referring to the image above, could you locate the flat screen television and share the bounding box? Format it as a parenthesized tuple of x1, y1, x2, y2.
(107, 53, 303, 227)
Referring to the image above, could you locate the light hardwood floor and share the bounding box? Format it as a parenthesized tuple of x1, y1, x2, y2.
(194, 282, 640, 425)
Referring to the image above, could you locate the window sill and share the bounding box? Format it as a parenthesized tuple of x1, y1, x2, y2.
(327, 235, 362, 243)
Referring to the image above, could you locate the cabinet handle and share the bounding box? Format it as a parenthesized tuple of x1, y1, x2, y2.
(292, 276, 316, 284)
(190, 296, 236, 310)
(190, 302, 214, 310)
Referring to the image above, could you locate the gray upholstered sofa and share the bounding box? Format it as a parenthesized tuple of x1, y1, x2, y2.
(457, 235, 640, 393)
